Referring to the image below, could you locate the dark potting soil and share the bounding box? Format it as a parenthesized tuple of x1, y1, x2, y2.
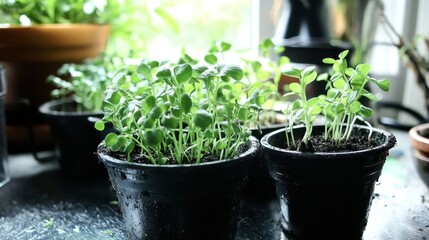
(98, 143, 249, 165)
(280, 127, 395, 153)
(294, 134, 377, 153)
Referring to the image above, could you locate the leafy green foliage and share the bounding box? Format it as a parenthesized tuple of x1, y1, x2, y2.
(95, 59, 262, 164)
(48, 54, 123, 112)
(283, 50, 390, 147)
(0, 0, 121, 24)
(241, 38, 290, 126)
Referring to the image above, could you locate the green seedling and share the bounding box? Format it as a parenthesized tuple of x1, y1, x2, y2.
(283, 50, 390, 148)
(48, 55, 123, 112)
(95, 59, 262, 164)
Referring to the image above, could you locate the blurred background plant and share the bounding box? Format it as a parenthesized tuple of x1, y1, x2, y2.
(0, 0, 121, 24)
(47, 54, 124, 112)
(0, 0, 253, 59)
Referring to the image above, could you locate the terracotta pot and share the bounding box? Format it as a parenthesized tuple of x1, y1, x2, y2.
(0, 24, 110, 152)
(409, 123, 429, 186)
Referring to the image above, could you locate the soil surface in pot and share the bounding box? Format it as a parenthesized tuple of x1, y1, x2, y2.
(98, 143, 249, 164)
(279, 128, 393, 153)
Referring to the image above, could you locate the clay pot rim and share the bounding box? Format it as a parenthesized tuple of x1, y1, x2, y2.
(0, 23, 109, 29)
(409, 123, 429, 153)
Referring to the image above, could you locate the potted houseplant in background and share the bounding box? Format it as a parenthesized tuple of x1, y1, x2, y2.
(95, 58, 262, 239)
(239, 38, 291, 198)
(261, 50, 396, 239)
(0, 0, 118, 153)
(39, 55, 121, 179)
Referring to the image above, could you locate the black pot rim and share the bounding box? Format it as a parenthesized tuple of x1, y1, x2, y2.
(261, 124, 395, 157)
(39, 98, 103, 117)
(98, 136, 260, 169)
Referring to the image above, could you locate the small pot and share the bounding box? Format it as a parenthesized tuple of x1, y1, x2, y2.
(39, 98, 111, 179)
(97, 137, 259, 240)
(0, 24, 110, 152)
(261, 125, 395, 239)
(409, 123, 429, 186)
(0, 67, 10, 187)
(244, 123, 284, 199)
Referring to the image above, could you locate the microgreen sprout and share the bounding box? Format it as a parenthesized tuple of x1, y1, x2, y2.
(283, 50, 390, 148)
(241, 38, 290, 126)
(95, 59, 262, 164)
(43, 218, 54, 228)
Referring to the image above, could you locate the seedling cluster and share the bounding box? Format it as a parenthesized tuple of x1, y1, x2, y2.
(48, 55, 122, 112)
(95, 60, 263, 164)
(283, 50, 390, 148)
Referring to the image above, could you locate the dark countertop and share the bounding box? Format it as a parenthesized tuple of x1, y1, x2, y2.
(0, 130, 428, 240)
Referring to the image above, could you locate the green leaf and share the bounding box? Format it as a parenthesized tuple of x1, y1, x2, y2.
(180, 93, 192, 113)
(301, 66, 316, 79)
(322, 58, 336, 64)
(105, 133, 118, 147)
(310, 105, 322, 115)
(347, 91, 358, 104)
(149, 106, 162, 119)
(250, 61, 262, 72)
(156, 68, 172, 79)
(359, 105, 374, 118)
(303, 71, 317, 84)
(289, 82, 301, 94)
(377, 79, 390, 91)
(143, 96, 156, 111)
(278, 56, 290, 66)
(349, 101, 362, 114)
(174, 64, 192, 84)
(106, 91, 122, 105)
(356, 63, 370, 76)
(307, 97, 320, 107)
(327, 89, 339, 100)
(194, 109, 213, 129)
(238, 107, 249, 121)
(143, 118, 155, 128)
(161, 115, 178, 129)
(292, 100, 302, 110)
(204, 54, 218, 64)
(95, 121, 105, 131)
(283, 68, 300, 78)
(345, 68, 355, 77)
(317, 73, 329, 81)
(339, 50, 349, 59)
(112, 72, 127, 85)
(261, 38, 274, 49)
(350, 74, 365, 89)
(217, 64, 243, 80)
(362, 89, 378, 101)
(145, 129, 164, 146)
(255, 95, 266, 107)
(220, 42, 231, 51)
(215, 139, 228, 150)
(334, 104, 345, 114)
(333, 79, 346, 89)
(124, 141, 135, 153)
(136, 63, 151, 80)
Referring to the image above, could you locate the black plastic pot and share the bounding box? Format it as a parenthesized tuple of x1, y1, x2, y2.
(39, 99, 111, 179)
(244, 124, 284, 199)
(97, 137, 259, 240)
(0, 66, 10, 187)
(261, 125, 395, 239)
